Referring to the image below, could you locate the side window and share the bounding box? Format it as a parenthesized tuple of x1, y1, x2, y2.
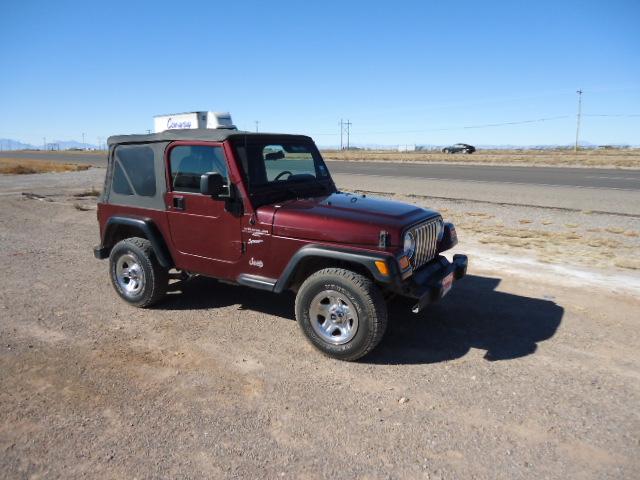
(169, 145, 228, 193)
(112, 162, 133, 195)
(111, 145, 156, 197)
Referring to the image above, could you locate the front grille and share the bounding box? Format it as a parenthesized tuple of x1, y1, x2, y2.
(411, 217, 441, 269)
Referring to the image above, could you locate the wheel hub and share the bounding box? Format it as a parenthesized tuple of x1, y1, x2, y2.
(309, 290, 359, 345)
(115, 254, 145, 296)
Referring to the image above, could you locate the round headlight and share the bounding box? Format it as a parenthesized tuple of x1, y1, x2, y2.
(403, 231, 416, 259)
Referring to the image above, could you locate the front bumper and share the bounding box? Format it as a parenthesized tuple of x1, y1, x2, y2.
(401, 254, 468, 313)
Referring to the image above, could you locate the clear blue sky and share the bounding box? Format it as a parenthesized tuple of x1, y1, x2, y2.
(1, 0, 638, 147)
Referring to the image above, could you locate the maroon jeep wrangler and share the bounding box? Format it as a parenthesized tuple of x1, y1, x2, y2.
(94, 129, 467, 360)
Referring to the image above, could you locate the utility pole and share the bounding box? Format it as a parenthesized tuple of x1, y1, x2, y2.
(339, 119, 352, 150)
(345, 120, 351, 150)
(255, 120, 259, 132)
(575, 89, 583, 152)
(82, 132, 86, 151)
(43, 137, 46, 151)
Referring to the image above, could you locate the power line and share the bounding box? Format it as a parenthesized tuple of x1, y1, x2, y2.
(583, 113, 640, 117)
(325, 115, 571, 137)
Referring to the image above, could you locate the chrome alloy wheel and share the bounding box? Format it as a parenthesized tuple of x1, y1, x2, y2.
(115, 253, 145, 296)
(309, 290, 359, 345)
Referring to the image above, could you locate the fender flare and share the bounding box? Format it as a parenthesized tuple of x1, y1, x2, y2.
(100, 216, 174, 268)
(273, 245, 397, 293)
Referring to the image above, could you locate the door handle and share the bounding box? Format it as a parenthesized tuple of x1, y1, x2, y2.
(173, 196, 185, 210)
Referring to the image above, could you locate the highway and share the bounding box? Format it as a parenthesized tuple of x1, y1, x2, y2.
(328, 162, 640, 191)
(1, 151, 639, 191)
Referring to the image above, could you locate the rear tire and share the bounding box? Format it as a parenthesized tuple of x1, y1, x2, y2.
(295, 268, 387, 361)
(109, 237, 168, 308)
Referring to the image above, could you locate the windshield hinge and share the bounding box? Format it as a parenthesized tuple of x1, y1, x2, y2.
(379, 230, 390, 248)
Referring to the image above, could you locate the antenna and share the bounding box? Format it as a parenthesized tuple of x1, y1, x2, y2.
(575, 89, 583, 152)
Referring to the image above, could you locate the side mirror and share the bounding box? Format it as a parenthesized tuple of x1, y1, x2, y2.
(200, 172, 227, 197)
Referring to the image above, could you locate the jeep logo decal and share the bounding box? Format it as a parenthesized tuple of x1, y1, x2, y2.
(249, 257, 264, 268)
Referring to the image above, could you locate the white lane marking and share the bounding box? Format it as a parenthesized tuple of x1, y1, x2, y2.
(585, 175, 640, 181)
(335, 173, 640, 192)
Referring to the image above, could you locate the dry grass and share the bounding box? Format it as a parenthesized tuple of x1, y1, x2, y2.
(349, 187, 640, 271)
(322, 148, 640, 168)
(0, 158, 90, 174)
(614, 258, 640, 270)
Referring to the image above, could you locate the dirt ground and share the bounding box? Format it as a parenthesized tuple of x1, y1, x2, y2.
(1, 172, 639, 479)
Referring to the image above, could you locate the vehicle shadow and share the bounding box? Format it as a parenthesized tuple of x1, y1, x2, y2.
(159, 276, 297, 320)
(158, 274, 563, 365)
(366, 274, 564, 365)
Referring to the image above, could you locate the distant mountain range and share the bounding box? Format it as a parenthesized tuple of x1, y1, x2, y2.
(0, 138, 99, 151)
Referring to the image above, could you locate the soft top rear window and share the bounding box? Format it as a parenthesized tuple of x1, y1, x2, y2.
(112, 144, 156, 197)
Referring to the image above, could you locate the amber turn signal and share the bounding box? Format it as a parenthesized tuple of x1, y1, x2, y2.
(398, 256, 411, 270)
(374, 260, 389, 276)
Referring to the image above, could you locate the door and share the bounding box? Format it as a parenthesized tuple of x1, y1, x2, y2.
(165, 143, 243, 271)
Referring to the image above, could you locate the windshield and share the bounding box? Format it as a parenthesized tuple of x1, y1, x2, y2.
(232, 137, 335, 205)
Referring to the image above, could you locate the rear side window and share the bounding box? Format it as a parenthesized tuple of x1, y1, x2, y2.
(112, 162, 133, 195)
(169, 145, 228, 193)
(111, 145, 156, 197)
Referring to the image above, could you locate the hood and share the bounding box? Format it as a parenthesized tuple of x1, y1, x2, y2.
(268, 192, 438, 246)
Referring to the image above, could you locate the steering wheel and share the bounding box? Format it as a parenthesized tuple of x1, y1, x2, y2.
(274, 170, 293, 181)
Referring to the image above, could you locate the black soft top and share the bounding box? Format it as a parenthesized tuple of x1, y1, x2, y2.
(107, 129, 312, 146)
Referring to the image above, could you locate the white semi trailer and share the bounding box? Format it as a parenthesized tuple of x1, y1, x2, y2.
(153, 111, 236, 133)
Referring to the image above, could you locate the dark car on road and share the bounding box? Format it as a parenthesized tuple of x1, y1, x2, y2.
(94, 128, 467, 360)
(442, 143, 476, 154)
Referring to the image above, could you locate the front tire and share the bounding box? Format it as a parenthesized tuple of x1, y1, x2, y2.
(109, 237, 168, 308)
(295, 268, 387, 361)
